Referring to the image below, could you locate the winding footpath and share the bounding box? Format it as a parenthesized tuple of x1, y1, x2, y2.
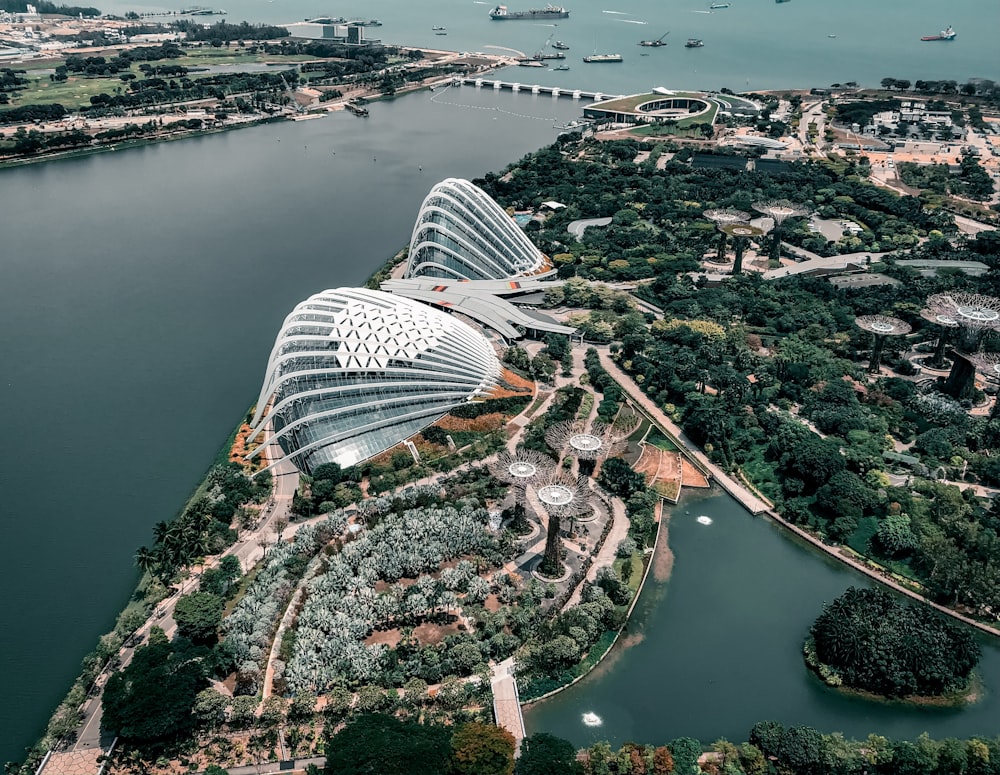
(595, 348, 1000, 639)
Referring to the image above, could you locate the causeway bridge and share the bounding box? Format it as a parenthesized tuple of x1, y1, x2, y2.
(450, 77, 623, 102)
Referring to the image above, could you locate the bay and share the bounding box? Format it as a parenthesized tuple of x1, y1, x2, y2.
(100, 0, 999, 92)
(0, 88, 582, 765)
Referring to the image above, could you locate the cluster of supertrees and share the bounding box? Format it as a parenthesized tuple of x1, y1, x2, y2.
(490, 415, 639, 578)
(703, 200, 808, 273)
(857, 293, 1000, 412)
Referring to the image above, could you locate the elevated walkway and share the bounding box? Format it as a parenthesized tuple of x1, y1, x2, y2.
(491, 657, 526, 755)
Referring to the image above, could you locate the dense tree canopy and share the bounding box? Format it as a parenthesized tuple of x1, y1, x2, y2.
(324, 714, 452, 775)
(101, 630, 209, 745)
(809, 587, 980, 697)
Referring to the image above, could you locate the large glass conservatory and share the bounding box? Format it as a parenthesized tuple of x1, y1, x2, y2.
(247, 288, 501, 473)
(405, 178, 550, 281)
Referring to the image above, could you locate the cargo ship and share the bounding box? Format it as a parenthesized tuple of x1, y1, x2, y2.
(490, 4, 570, 20)
(639, 31, 669, 47)
(921, 26, 956, 41)
(583, 53, 623, 62)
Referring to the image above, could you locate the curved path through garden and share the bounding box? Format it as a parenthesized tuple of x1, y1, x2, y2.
(595, 348, 1000, 639)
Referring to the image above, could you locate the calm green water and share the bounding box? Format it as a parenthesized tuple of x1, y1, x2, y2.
(101, 0, 999, 91)
(0, 89, 582, 765)
(524, 490, 1000, 747)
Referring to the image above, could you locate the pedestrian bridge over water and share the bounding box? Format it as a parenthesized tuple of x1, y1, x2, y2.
(450, 77, 625, 102)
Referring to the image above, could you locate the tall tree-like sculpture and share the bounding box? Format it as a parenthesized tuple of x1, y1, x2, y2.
(534, 470, 591, 578)
(703, 208, 750, 263)
(545, 417, 640, 463)
(854, 315, 912, 374)
(752, 200, 809, 265)
(924, 293, 1000, 399)
(919, 306, 961, 369)
(968, 352, 1000, 419)
(718, 223, 766, 275)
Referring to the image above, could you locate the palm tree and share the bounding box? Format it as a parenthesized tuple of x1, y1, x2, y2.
(134, 545, 157, 576)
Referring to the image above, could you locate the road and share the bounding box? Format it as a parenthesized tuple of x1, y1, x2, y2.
(56, 434, 297, 765)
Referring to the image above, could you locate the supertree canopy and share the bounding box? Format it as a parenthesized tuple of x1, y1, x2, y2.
(704, 208, 751, 267)
(854, 315, 912, 374)
(489, 449, 554, 487)
(923, 293, 1000, 399)
(919, 306, 961, 368)
(718, 223, 766, 275)
(534, 470, 591, 578)
(545, 416, 639, 461)
(752, 200, 809, 263)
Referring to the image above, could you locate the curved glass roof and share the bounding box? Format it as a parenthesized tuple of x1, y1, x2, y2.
(248, 288, 500, 472)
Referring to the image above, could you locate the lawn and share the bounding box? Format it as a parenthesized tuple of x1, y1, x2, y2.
(20, 73, 123, 107)
(645, 427, 678, 452)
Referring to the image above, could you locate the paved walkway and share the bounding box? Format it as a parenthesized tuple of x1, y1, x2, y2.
(490, 657, 525, 754)
(595, 350, 770, 515)
(45, 435, 299, 774)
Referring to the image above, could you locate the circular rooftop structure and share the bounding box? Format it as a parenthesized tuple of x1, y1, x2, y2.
(538, 484, 575, 507)
(569, 433, 603, 453)
(924, 293, 1000, 331)
(509, 461, 539, 479)
(855, 314, 912, 337)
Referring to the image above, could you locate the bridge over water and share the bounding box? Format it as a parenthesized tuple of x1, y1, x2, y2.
(451, 77, 624, 103)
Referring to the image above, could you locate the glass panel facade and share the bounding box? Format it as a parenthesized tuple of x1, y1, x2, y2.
(405, 178, 547, 281)
(249, 289, 500, 473)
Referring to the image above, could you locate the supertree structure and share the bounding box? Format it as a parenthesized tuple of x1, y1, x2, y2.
(752, 200, 809, 264)
(545, 416, 640, 462)
(703, 208, 750, 263)
(718, 223, 766, 276)
(919, 306, 960, 369)
(534, 470, 591, 578)
(968, 352, 1000, 419)
(924, 293, 1000, 399)
(854, 315, 912, 374)
(489, 449, 554, 490)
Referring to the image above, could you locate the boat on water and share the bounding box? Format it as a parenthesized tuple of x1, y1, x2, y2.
(685, 38, 704, 47)
(709, 2, 730, 8)
(921, 25, 956, 41)
(583, 52, 623, 62)
(639, 31, 669, 47)
(554, 64, 570, 70)
(517, 59, 546, 66)
(431, 26, 446, 30)
(490, 4, 570, 20)
(775, 0, 790, 4)
(827, 33, 836, 38)
(552, 40, 570, 49)
(434, 31, 447, 35)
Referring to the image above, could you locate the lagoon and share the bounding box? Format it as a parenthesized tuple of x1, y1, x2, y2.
(524, 490, 1000, 746)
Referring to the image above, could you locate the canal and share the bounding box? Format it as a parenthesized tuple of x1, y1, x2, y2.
(524, 489, 1000, 746)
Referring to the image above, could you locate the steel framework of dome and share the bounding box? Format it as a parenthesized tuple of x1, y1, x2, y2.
(923, 293, 1000, 399)
(404, 178, 550, 281)
(854, 315, 912, 374)
(752, 200, 808, 263)
(545, 417, 639, 461)
(247, 288, 501, 474)
(489, 450, 555, 487)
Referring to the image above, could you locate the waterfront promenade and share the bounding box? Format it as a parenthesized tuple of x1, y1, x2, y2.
(595, 348, 1000, 640)
(39, 437, 299, 775)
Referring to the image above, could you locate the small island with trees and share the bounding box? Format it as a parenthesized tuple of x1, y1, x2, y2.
(805, 587, 981, 704)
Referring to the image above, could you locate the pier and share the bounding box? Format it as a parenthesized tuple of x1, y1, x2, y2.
(451, 77, 624, 102)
